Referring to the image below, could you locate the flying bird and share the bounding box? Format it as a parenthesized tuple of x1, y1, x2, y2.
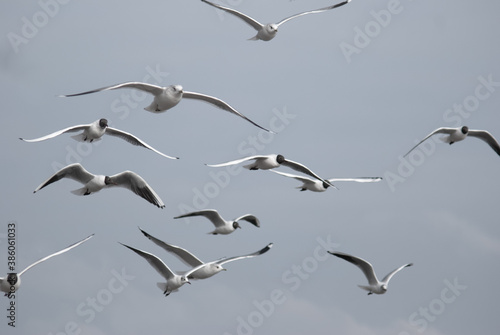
(19, 118, 178, 160)
(174, 209, 260, 235)
(270, 170, 382, 192)
(120, 243, 203, 296)
(139, 227, 272, 279)
(0, 234, 93, 297)
(201, 0, 351, 41)
(60, 83, 272, 133)
(34, 163, 165, 208)
(206, 154, 333, 187)
(404, 126, 500, 157)
(328, 251, 413, 295)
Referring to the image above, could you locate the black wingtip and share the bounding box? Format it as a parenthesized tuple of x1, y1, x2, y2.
(138, 227, 150, 238)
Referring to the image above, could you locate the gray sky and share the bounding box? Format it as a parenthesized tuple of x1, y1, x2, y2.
(1, 0, 500, 334)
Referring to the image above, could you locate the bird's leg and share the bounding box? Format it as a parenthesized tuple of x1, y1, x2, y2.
(367, 292, 373, 295)
(83, 189, 91, 196)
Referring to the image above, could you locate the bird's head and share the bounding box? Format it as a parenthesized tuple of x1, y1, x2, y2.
(181, 276, 191, 285)
(212, 264, 226, 273)
(276, 154, 285, 164)
(381, 284, 388, 292)
(233, 221, 241, 230)
(99, 118, 108, 128)
(322, 181, 331, 189)
(171, 85, 183, 95)
(104, 176, 116, 186)
(266, 24, 278, 34)
(6, 273, 18, 286)
(461, 126, 469, 134)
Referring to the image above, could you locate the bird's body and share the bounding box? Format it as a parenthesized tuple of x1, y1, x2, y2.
(0, 235, 93, 297)
(20, 118, 177, 159)
(120, 243, 197, 296)
(271, 170, 382, 192)
(60, 83, 272, 132)
(329, 251, 412, 295)
(201, 0, 351, 41)
(34, 163, 165, 208)
(206, 154, 333, 187)
(404, 126, 500, 157)
(174, 209, 260, 235)
(139, 228, 272, 280)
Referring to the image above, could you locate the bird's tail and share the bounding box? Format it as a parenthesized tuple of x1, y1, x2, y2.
(440, 136, 451, 144)
(247, 35, 259, 41)
(70, 134, 85, 142)
(71, 187, 89, 196)
(358, 285, 372, 293)
(156, 282, 167, 292)
(243, 163, 257, 170)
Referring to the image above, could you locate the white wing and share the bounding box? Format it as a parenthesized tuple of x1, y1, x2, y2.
(120, 243, 175, 280)
(108, 171, 165, 208)
(381, 263, 413, 285)
(233, 214, 260, 228)
(19, 234, 93, 276)
(280, 159, 332, 186)
(201, 0, 264, 30)
(139, 227, 204, 268)
(270, 170, 316, 183)
(404, 127, 456, 157)
(20, 124, 89, 142)
(276, 0, 351, 26)
(60, 82, 164, 97)
(105, 127, 179, 159)
(217, 243, 273, 266)
(329, 251, 379, 286)
(327, 177, 382, 183)
(34, 163, 95, 193)
(182, 91, 273, 133)
(205, 155, 269, 168)
(467, 129, 500, 156)
(174, 209, 225, 228)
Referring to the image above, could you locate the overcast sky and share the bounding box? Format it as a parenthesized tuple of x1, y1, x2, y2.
(1, 0, 500, 334)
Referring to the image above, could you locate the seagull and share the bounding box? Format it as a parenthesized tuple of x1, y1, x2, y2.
(201, 0, 351, 41)
(206, 154, 333, 187)
(0, 234, 93, 297)
(328, 251, 413, 295)
(174, 209, 260, 235)
(270, 170, 382, 192)
(138, 227, 272, 279)
(60, 83, 273, 133)
(120, 243, 203, 296)
(19, 118, 178, 160)
(34, 163, 165, 208)
(404, 126, 500, 157)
